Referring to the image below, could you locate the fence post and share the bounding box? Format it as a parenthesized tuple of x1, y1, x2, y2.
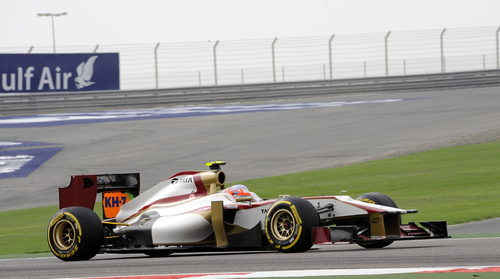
(328, 34, 335, 79)
(385, 30, 391, 76)
(213, 40, 219, 86)
(93, 44, 99, 53)
(440, 28, 447, 73)
(496, 26, 500, 69)
(272, 37, 278, 82)
(154, 42, 160, 89)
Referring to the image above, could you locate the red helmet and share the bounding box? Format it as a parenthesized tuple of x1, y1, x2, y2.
(224, 184, 251, 197)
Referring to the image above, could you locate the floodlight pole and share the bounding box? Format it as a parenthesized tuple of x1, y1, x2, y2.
(37, 12, 67, 54)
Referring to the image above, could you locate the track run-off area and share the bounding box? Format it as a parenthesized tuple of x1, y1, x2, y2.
(2, 86, 500, 210)
(1, 237, 500, 279)
(1, 85, 500, 278)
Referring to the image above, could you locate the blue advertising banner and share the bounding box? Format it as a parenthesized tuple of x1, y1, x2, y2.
(0, 53, 119, 93)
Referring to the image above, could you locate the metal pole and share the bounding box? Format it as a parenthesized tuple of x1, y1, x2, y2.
(363, 61, 367, 77)
(93, 44, 99, 53)
(50, 16, 56, 54)
(282, 66, 285, 82)
(198, 71, 202, 86)
(241, 69, 245, 85)
(403, 59, 407, 75)
(440, 28, 447, 73)
(154, 42, 160, 89)
(272, 37, 278, 82)
(496, 26, 500, 69)
(483, 54, 486, 70)
(37, 12, 67, 54)
(213, 40, 219, 86)
(328, 34, 335, 79)
(385, 30, 391, 76)
(50, 16, 56, 53)
(27, 46, 34, 54)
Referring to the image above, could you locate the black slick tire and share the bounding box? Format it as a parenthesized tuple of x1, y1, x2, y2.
(264, 197, 319, 253)
(356, 192, 398, 249)
(47, 206, 104, 261)
(356, 192, 398, 208)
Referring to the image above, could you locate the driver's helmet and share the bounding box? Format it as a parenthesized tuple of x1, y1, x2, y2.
(224, 184, 251, 197)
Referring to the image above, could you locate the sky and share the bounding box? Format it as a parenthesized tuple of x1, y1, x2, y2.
(1, 0, 500, 48)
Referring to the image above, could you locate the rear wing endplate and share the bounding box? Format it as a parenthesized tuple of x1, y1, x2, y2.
(59, 173, 140, 219)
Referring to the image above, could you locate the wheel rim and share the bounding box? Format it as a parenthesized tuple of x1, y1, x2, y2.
(270, 208, 296, 241)
(52, 219, 77, 250)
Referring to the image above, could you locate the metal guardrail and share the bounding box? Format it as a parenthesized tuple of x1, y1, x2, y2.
(1, 69, 500, 115)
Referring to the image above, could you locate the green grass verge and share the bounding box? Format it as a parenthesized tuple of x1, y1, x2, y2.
(0, 203, 103, 256)
(1, 140, 500, 257)
(242, 140, 500, 224)
(0, 205, 57, 256)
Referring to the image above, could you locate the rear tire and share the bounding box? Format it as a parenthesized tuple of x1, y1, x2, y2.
(355, 192, 398, 249)
(47, 206, 103, 261)
(264, 197, 319, 253)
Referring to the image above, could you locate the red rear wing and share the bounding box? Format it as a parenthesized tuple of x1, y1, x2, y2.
(59, 173, 140, 219)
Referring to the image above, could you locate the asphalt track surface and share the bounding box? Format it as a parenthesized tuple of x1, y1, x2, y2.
(1, 237, 500, 279)
(2, 86, 500, 210)
(1, 86, 500, 278)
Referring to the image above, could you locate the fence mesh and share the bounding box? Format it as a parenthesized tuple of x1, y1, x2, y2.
(1, 26, 498, 90)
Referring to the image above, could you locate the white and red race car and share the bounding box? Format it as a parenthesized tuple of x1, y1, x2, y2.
(47, 161, 448, 261)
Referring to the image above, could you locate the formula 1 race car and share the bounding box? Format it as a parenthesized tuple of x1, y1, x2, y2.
(47, 161, 448, 261)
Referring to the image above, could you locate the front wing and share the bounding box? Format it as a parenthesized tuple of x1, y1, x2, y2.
(313, 220, 448, 244)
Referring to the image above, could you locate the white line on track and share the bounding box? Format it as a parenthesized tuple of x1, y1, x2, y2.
(0, 98, 404, 126)
(58, 266, 500, 279)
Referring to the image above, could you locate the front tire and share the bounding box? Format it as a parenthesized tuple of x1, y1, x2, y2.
(355, 192, 398, 249)
(47, 206, 104, 261)
(264, 197, 319, 253)
(356, 192, 398, 208)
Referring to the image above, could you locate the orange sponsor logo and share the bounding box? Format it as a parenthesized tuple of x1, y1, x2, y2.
(103, 192, 130, 218)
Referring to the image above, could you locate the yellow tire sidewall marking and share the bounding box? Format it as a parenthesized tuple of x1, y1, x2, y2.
(265, 200, 293, 245)
(265, 200, 304, 250)
(358, 198, 376, 204)
(281, 204, 303, 250)
(48, 211, 82, 258)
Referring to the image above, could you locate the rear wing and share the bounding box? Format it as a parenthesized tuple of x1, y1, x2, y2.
(59, 173, 140, 219)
